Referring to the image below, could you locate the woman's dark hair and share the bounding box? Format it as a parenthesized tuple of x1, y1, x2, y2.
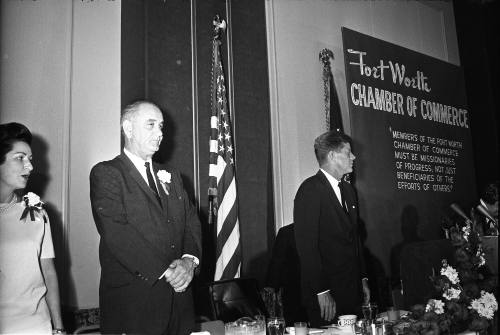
(0, 122, 32, 165)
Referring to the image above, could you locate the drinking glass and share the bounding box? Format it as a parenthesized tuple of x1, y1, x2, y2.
(354, 319, 368, 335)
(254, 315, 266, 335)
(294, 322, 308, 335)
(267, 316, 285, 335)
(361, 302, 378, 324)
(225, 317, 264, 335)
(387, 307, 400, 322)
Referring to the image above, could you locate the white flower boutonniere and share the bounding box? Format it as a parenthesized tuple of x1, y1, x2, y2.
(20, 192, 46, 223)
(157, 170, 171, 194)
(157, 170, 171, 184)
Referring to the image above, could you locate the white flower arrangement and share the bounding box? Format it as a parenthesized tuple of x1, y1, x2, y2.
(469, 291, 498, 320)
(440, 264, 460, 285)
(425, 299, 445, 314)
(476, 248, 486, 266)
(443, 287, 461, 300)
(462, 224, 471, 241)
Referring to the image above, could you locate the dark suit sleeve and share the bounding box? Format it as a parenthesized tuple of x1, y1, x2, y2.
(348, 184, 368, 279)
(358, 239, 368, 279)
(294, 181, 329, 295)
(90, 163, 166, 284)
(173, 170, 202, 262)
(342, 181, 368, 278)
(266, 227, 288, 288)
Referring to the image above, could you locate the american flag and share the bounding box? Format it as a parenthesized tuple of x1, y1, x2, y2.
(208, 23, 242, 280)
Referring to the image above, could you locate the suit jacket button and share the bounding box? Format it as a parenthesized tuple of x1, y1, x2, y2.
(171, 244, 175, 249)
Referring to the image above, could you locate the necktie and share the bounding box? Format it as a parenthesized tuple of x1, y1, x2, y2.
(145, 162, 161, 204)
(338, 181, 348, 213)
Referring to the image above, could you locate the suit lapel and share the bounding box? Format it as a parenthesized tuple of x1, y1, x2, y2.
(316, 171, 352, 229)
(118, 154, 163, 212)
(316, 172, 346, 214)
(340, 179, 358, 225)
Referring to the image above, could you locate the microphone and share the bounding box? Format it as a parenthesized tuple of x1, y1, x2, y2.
(450, 203, 472, 223)
(476, 204, 498, 225)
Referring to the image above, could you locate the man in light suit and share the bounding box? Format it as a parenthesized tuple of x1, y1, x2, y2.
(294, 130, 369, 327)
(90, 101, 201, 334)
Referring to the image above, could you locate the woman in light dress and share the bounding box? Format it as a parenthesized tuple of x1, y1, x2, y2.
(0, 122, 65, 334)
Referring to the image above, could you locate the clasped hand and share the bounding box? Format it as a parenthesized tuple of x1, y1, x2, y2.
(317, 292, 336, 322)
(164, 258, 195, 292)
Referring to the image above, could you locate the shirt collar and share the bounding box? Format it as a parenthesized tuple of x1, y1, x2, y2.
(124, 147, 153, 171)
(320, 168, 341, 188)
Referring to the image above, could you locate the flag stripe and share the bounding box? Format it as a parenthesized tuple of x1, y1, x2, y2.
(216, 209, 238, 256)
(215, 220, 241, 280)
(209, 139, 218, 153)
(210, 116, 218, 129)
(218, 244, 242, 280)
(215, 161, 234, 202)
(216, 177, 237, 236)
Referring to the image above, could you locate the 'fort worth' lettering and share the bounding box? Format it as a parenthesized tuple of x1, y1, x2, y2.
(347, 49, 431, 93)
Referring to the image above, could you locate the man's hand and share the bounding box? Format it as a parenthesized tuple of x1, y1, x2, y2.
(164, 257, 196, 292)
(317, 292, 336, 322)
(362, 278, 370, 304)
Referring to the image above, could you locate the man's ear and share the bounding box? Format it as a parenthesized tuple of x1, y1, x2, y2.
(122, 120, 132, 139)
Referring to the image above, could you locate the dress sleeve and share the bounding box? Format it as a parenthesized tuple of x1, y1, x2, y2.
(40, 210, 55, 259)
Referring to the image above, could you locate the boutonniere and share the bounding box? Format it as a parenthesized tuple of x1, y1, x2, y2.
(20, 192, 46, 223)
(157, 170, 171, 194)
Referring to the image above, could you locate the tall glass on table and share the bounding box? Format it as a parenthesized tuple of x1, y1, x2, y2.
(266, 316, 285, 335)
(361, 302, 378, 324)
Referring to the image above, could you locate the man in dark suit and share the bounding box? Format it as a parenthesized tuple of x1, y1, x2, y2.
(294, 130, 369, 327)
(90, 101, 201, 334)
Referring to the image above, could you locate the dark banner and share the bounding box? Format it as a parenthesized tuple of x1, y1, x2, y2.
(342, 27, 476, 274)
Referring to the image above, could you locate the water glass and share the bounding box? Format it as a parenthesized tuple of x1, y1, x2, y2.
(361, 302, 378, 324)
(254, 315, 266, 335)
(387, 307, 400, 322)
(354, 319, 368, 335)
(225, 316, 265, 335)
(267, 316, 285, 335)
(294, 322, 308, 335)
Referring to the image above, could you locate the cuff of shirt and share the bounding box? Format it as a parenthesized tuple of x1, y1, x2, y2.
(317, 290, 330, 296)
(158, 255, 200, 279)
(182, 254, 200, 266)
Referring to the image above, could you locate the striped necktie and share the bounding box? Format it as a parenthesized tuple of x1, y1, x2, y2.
(145, 162, 161, 204)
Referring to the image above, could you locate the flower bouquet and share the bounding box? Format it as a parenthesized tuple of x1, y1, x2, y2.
(407, 210, 498, 335)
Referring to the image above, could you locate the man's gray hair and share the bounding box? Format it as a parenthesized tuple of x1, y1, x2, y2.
(120, 100, 158, 129)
